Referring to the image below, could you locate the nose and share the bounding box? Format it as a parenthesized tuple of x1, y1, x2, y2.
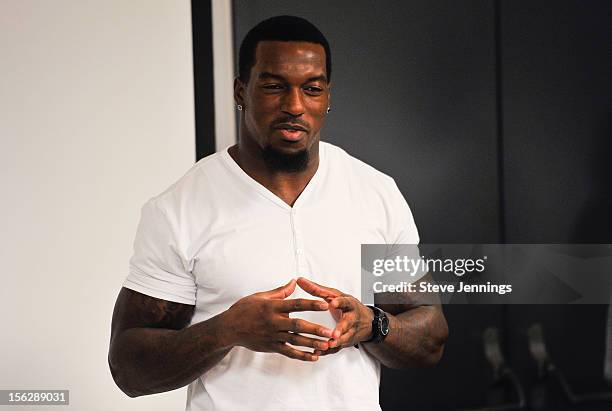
(280, 87, 305, 117)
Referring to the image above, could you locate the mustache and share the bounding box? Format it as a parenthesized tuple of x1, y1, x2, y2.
(271, 117, 310, 131)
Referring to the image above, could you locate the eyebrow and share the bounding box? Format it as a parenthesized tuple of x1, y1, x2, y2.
(258, 72, 328, 84)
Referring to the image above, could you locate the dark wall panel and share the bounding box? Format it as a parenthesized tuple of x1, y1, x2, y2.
(233, 1, 501, 410)
(502, 0, 612, 244)
(192, 0, 216, 160)
(501, 1, 612, 408)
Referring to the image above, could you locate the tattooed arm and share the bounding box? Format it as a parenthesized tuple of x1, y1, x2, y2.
(108, 280, 334, 397)
(108, 288, 230, 397)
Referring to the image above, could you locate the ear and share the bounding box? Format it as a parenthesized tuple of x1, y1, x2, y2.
(234, 77, 246, 107)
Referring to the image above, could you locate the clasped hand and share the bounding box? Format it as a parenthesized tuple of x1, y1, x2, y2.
(224, 277, 374, 362)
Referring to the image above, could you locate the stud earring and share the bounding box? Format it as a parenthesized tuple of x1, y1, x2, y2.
(326, 106, 331, 114)
(237, 104, 243, 111)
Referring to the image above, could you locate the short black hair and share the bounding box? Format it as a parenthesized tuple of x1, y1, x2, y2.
(238, 15, 331, 83)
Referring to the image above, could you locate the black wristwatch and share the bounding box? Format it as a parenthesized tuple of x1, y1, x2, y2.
(363, 305, 389, 344)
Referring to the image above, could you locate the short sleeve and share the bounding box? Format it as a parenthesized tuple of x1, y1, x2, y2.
(387, 179, 420, 245)
(123, 199, 196, 305)
(376, 180, 426, 288)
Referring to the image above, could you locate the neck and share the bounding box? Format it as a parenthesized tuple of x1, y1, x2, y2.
(228, 138, 320, 207)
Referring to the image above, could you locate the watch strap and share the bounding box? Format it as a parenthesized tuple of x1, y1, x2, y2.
(363, 305, 388, 344)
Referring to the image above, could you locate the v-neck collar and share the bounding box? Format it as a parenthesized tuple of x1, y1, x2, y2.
(221, 142, 327, 211)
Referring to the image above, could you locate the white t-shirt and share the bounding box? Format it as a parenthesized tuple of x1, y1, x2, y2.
(124, 141, 419, 411)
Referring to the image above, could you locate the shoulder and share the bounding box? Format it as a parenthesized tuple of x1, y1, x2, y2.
(321, 141, 419, 243)
(146, 150, 228, 215)
(321, 141, 399, 193)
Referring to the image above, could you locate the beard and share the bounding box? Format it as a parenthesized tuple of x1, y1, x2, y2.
(261, 145, 309, 172)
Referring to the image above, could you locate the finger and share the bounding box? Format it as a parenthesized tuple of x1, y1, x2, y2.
(314, 346, 342, 357)
(331, 318, 354, 341)
(255, 279, 296, 299)
(278, 332, 330, 351)
(296, 277, 342, 300)
(275, 342, 318, 362)
(277, 298, 329, 313)
(278, 317, 334, 338)
(329, 328, 357, 349)
(329, 296, 353, 312)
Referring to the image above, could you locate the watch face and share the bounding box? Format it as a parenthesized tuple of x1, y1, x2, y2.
(381, 315, 390, 336)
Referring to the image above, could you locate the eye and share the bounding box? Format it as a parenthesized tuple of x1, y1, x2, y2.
(304, 86, 324, 95)
(262, 84, 284, 91)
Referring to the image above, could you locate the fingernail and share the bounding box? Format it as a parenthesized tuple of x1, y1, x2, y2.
(311, 355, 319, 361)
(319, 302, 328, 310)
(323, 328, 333, 338)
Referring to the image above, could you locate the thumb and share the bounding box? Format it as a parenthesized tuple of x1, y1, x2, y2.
(297, 277, 341, 300)
(256, 278, 296, 299)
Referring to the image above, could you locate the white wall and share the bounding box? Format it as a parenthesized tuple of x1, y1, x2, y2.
(0, 1, 195, 409)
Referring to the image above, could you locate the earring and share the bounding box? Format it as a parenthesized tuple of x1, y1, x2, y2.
(237, 104, 243, 111)
(326, 106, 331, 114)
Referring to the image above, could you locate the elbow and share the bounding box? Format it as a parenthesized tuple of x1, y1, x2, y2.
(120, 388, 142, 398)
(381, 310, 449, 370)
(117, 381, 142, 399)
(108, 332, 152, 398)
(382, 341, 446, 370)
(420, 342, 446, 368)
(421, 317, 449, 368)
(409, 316, 449, 369)
(108, 352, 143, 398)
(390, 344, 446, 370)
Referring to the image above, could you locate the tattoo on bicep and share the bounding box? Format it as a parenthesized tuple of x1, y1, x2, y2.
(124, 289, 194, 330)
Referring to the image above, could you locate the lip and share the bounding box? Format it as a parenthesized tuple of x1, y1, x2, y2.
(273, 123, 308, 132)
(276, 128, 305, 141)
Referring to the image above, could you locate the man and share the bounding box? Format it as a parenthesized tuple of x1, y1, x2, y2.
(108, 15, 448, 411)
